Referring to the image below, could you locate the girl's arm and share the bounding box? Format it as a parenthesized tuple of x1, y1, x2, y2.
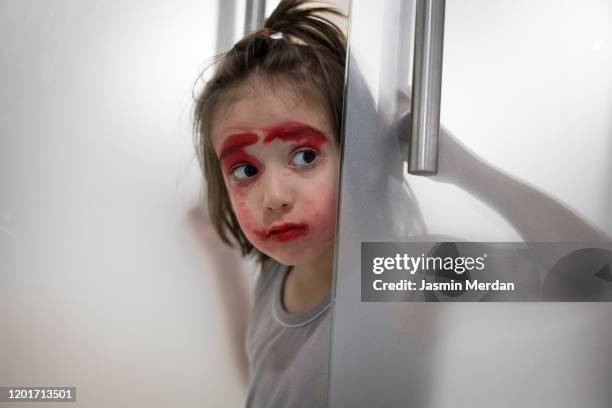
(434, 127, 611, 244)
(187, 204, 251, 387)
(395, 89, 610, 244)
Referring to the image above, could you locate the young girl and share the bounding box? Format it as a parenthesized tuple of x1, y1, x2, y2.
(193, 0, 346, 406)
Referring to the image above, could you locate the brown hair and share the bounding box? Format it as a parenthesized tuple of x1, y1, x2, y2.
(193, 0, 347, 263)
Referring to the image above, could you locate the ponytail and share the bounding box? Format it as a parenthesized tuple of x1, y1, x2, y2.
(264, 0, 345, 61)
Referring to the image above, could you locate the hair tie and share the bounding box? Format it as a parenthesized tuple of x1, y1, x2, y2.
(259, 28, 283, 40)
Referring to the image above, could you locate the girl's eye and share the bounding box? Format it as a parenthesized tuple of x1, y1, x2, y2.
(231, 164, 258, 181)
(290, 149, 319, 168)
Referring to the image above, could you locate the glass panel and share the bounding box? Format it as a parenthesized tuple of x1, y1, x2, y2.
(329, 0, 612, 406)
(0, 1, 248, 405)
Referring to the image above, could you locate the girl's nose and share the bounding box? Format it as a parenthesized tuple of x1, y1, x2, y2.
(262, 172, 294, 212)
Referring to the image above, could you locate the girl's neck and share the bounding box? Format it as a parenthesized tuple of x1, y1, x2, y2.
(282, 244, 334, 315)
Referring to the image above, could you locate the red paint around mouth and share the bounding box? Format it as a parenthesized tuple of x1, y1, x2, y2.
(266, 222, 309, 242)
(263, 122, 328, 149)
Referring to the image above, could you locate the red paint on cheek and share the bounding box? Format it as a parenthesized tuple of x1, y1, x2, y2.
(232, 199, 263, 242)
(262, 122, 328, 149)
(303, 194, 338, 239)
(309, 207, 327, 225)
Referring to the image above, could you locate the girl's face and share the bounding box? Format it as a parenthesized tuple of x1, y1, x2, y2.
(211, 84, 340, 266)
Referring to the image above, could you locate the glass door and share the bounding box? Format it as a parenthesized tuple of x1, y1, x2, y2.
(329, 0, 612, 406)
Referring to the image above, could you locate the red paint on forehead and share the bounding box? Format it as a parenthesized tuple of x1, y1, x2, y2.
(218, 132, 259, 160)
(262, 122, 328, 148)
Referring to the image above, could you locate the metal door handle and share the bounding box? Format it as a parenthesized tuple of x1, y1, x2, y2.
(244, 0, 266, 35)
(409, 0, 446, 175)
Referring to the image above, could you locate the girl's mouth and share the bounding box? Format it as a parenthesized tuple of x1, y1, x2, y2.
(266, 223, 309, 242)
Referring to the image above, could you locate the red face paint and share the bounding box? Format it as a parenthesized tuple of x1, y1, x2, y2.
(262, 122, 328, 150)
(265, 222, 308, 242)
(219, 132, 259, 160)
(254, 222, 310, 243)
(219, 120, 335, 261)
(269, 226, 308, 242)
(218, 133, 263, 176)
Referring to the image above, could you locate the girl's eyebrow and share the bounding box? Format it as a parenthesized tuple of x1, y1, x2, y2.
(218, 132, 259, 160)
(262, 121, 328, 145)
